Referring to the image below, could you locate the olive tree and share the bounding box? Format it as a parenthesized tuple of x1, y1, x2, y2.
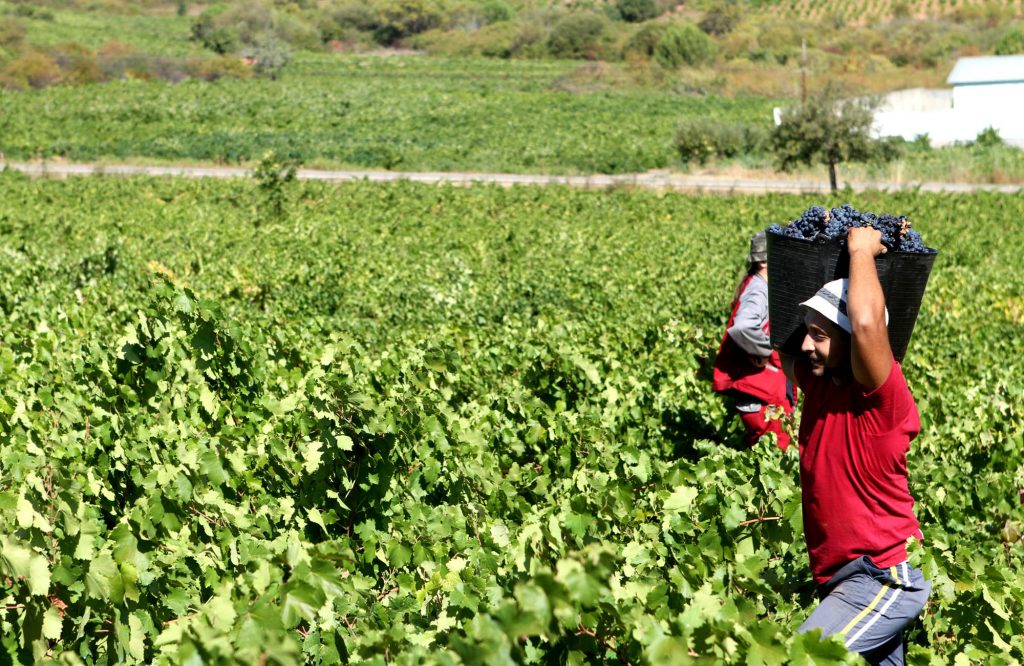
(772, 91, 901, 192)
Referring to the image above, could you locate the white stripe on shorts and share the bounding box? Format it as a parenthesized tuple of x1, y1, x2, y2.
(844, 560, 910, 650)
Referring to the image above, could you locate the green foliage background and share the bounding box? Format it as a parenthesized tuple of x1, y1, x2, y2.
(0, 173, 1022, 664)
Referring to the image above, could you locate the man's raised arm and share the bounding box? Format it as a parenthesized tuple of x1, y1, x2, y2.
(846, 227, 891, 391)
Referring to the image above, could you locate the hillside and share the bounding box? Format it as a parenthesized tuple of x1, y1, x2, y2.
(2, 0, 1023, 183)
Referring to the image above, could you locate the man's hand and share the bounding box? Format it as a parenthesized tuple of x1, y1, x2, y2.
(847, 226, 887, 257)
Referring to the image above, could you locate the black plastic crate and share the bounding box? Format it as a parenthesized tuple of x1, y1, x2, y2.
(766, 231, 938, 361)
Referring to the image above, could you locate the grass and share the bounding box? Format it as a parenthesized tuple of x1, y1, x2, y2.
(0, 1, 198, 55)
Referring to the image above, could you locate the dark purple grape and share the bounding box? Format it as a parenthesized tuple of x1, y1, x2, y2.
(766, 204, 933, 253)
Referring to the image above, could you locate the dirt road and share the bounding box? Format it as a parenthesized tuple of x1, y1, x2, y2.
(5, 161, 1022, 194)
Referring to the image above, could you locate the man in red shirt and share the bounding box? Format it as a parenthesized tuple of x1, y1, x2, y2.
(781, 227, 930, 666)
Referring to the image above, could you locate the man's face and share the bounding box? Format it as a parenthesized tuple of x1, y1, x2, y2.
(801, 310, 848, 377)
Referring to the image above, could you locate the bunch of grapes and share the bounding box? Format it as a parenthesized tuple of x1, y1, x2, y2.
(767, 204, 933, 253)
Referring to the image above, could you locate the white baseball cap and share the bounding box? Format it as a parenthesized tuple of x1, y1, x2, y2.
(800, 278, 888, 334)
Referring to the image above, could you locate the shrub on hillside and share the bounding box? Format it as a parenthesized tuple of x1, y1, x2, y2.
(675, 119, 768, 164)
(972, 126, 1004, 148)
(0, 36, 259, 89)
(372, 0, 447, 44)
(0, 18, 26, 49)
(480, 0, 515, 24)
(882, 21, 966, 68)
(223, 2, 280, 43)
(325, 2, 378, 34)
(191, 2, 322, 53)
(717, 19, 757, 60)
(622, 22, 667, 59)
(11, 4, 54, 20)
(412, 21, 519, 57)
(269, 11, 323, 51)
(995, 27, 1024, 55)
(654, 22, 715, 68)
(891, 0, 911, 19)
(97, 40, 135, 58)
(247, 36, 293, 80)
(445, 2, 489, 32)
(510, 17, 550, 58)
(53, 43, 104, 85)
(193, 54, 254, 81)
(191, 5, 236, 53)
(409, 27, 461, 54)
(908, 134, 931, 151)
(191, 15, 240, 54)
(440, 0, 513, 30)
(479, 21, 521, 57)
(952, 2, 1012, 27)
(616, 0, 658, 24)
(547, 12, 609, 60)
(223, 4, 321, 50)
(748, 16, 799, 64)
(699, 0, 743, 36)
(1, 52, 63, 89)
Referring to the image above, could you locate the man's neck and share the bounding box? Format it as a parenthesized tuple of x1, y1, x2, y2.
(829, 366, 853, 386)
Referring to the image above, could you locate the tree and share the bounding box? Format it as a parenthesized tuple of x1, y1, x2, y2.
(772, 91, 900, 192)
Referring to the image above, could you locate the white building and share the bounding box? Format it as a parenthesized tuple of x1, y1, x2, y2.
(871, 55, 1024, 147)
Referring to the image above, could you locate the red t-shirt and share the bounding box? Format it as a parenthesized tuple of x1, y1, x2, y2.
(795, 358, 923, 584)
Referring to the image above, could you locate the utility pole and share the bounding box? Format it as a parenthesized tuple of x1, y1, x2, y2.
(800, 38, 808, 103)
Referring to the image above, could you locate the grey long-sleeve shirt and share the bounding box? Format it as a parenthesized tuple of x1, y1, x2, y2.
(727, 274, 772, 358)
